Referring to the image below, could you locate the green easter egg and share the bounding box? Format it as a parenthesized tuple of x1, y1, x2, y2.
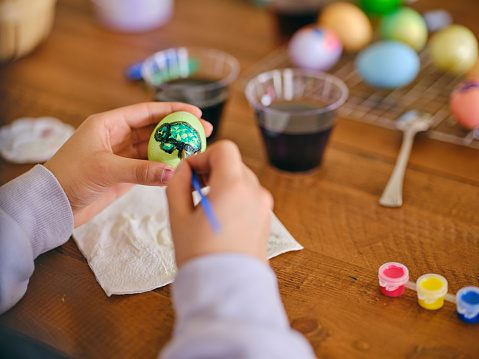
(358, 0, 403, 15)
(380, 7, 428, 51)
(148, 111, 206, 167)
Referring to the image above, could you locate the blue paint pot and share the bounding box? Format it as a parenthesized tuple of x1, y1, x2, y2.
(456, 286, 479, 324)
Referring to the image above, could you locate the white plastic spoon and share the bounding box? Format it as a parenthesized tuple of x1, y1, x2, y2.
(379, 111, 433, 207)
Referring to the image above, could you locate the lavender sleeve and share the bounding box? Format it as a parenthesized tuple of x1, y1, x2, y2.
(160, 254, 316, 359)
(0, 165, 74, 314)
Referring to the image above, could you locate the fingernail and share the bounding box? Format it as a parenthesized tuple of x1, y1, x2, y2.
(161, 168, 175, 184)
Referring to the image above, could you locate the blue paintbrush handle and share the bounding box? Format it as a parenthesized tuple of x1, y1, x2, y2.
(191, 171, 222, 234)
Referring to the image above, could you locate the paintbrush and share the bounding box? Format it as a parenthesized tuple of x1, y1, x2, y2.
(191, 170, 222, 234)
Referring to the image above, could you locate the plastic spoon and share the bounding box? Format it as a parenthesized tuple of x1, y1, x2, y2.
(379, 111, 432, 207)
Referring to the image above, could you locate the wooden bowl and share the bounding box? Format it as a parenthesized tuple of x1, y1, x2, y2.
(0, 0, 57, 62)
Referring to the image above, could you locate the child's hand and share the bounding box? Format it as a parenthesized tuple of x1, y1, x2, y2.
(167, 140, 274, 267)
(44, 102, 213, 227)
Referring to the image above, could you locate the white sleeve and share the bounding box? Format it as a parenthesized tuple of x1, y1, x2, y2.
(0, 165, 74, 314)
(160, 254, 316, 359)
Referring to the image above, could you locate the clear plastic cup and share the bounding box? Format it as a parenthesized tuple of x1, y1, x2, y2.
(416, 274, 448, 310)
(141, 47, 239, 142)
(245, 68, 348, 172)
(378, 262, 409, 297)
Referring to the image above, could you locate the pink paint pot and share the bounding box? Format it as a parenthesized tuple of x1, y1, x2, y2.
(378, 262, 409, 297)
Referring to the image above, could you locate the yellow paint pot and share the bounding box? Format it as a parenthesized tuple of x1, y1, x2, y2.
(416, 274, 448, 310)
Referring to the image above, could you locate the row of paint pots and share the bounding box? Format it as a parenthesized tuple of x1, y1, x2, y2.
(378, 262, 479, 324)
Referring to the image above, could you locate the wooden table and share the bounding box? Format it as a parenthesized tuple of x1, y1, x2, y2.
(1, 0, 478, 358)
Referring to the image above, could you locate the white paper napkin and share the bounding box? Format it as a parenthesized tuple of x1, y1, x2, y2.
(72, 185, 303, 296)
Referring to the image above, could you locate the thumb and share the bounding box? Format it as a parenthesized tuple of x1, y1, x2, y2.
(106, 155, 176, 186)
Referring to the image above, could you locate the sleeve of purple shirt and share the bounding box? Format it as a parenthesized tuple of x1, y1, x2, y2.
(160, 254, 316, 359)
(0, 165, 315, 358)
(0, 165, 74, 314)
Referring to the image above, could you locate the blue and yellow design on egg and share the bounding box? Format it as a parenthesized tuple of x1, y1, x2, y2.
(148, 111, 206, 167)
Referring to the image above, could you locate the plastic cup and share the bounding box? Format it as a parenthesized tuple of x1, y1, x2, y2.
(378, 262, 409, 297)
(416, 274, 448, 310)
(456, 286, 479, 324)
(245, 68, 348, 172)
(268, 0, 325, 39)
(90, 0, 173, 32)
(141, 47, 239, 142)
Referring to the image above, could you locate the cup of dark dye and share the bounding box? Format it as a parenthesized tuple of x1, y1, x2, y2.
(245, 68, 348, 172)
(141, 47, 240, 142)
(456, 286, 479, 324)
(268, 0, 326, 39)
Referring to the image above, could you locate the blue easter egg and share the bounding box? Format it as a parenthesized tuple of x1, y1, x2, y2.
(355, 41, 420, 89)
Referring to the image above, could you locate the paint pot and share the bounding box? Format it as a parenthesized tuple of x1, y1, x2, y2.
(416, 274, 448, 310)
(456, 286, 479, 324)
(378, 262, 409, 297)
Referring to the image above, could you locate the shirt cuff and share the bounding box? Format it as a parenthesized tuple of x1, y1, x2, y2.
(172, 253, 291, 332)
(0, 164, 74, 258)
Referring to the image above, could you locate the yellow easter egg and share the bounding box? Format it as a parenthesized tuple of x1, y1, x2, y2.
(428, 25, 478, 75)
(319, 2, 372, 52)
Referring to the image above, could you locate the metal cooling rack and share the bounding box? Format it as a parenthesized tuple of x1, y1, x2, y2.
(238, 45, 479, 149)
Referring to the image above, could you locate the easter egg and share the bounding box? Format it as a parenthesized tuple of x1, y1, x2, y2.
(423, 9, 452, 33)
(358, 0, 403, 15)
(355, 41, 420, 89)
(380, 7, 428, 52)
(288, 25, 342, 71)
(148, 111, 206, 167)
(428, 25, 478, 76)
(319, 2, 372, 52)
(450, 80, 479, 129)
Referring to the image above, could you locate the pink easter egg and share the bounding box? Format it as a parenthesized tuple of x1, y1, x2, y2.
(450, 79, 479, 129)
(288, 25, 343, 71)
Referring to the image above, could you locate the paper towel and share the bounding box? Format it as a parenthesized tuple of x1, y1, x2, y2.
(73, 185, 303, 296)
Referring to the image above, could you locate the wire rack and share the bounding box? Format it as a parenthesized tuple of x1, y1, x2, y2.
(238, 45, 479, 149)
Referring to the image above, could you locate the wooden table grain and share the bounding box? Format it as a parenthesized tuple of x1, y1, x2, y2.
(1, 0, 478, 358)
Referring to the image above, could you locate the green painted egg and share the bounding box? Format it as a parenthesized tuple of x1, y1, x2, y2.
(148, 111, 206, 167)
(380, 7, 428, 52)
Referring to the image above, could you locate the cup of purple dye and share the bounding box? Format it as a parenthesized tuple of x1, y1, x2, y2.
(141, 47, 240, 142)
(268, 0, 326, 39)
(245, 68, 348, 173)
